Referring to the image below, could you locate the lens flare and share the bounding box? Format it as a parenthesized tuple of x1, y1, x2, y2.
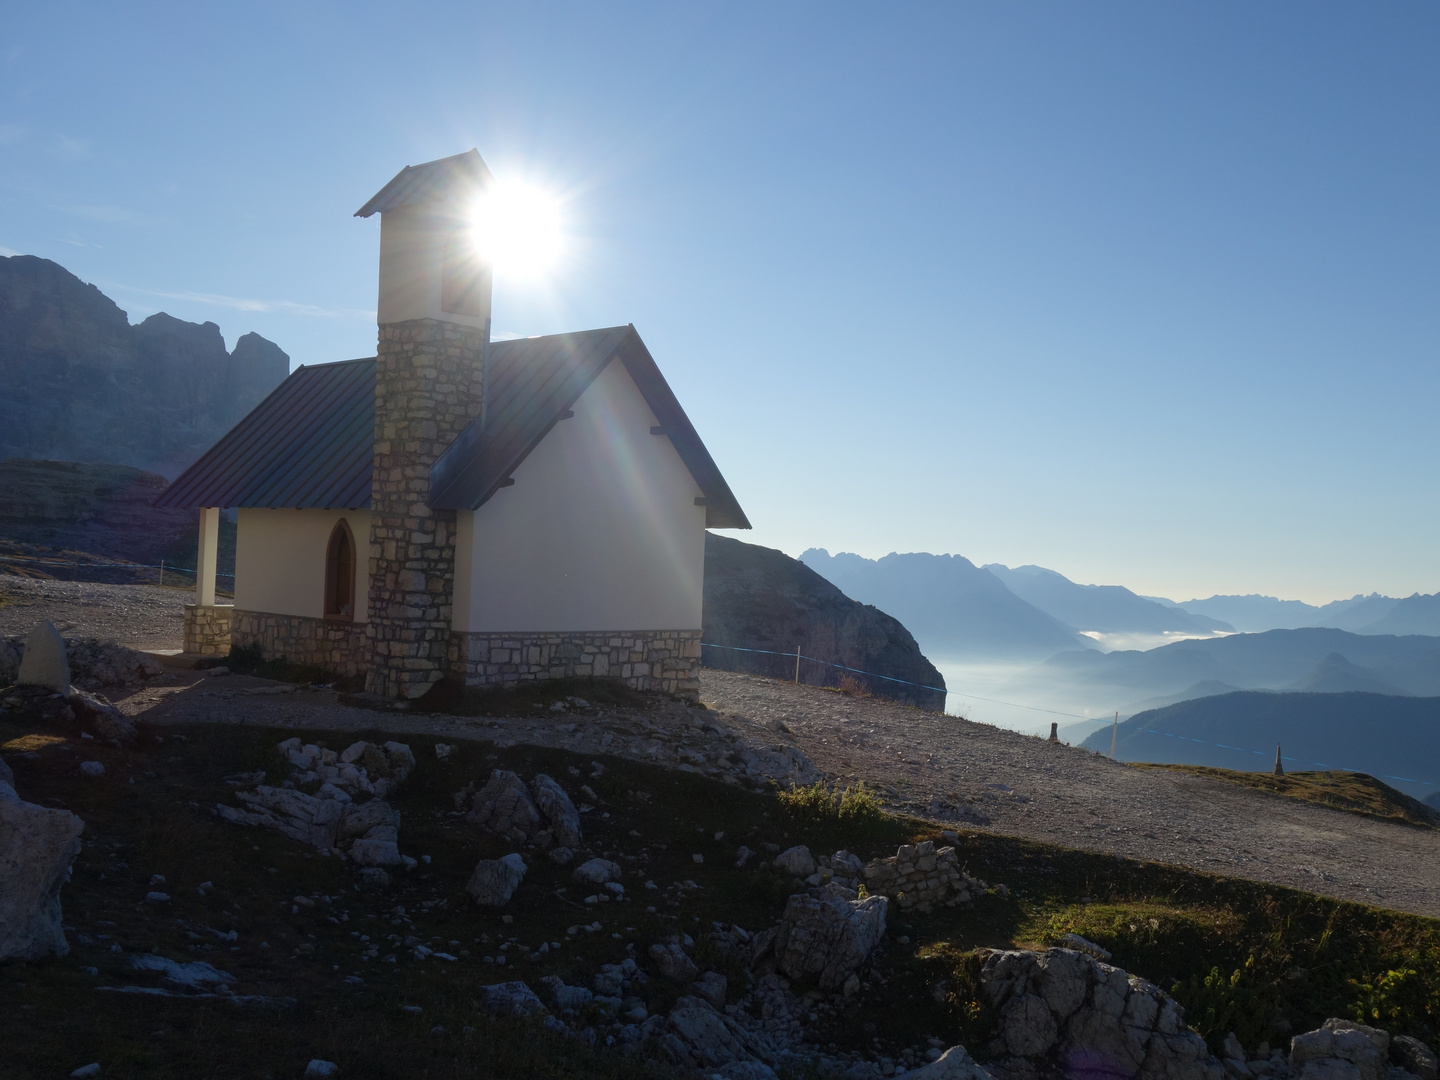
(471, 178, 564, 281)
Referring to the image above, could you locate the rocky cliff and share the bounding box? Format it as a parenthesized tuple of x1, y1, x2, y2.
(0, 255, 289, 477)
(702, 534, 946, 710)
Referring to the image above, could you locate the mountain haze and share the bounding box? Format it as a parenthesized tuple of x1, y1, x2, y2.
(985, 563, 1231, 636)
(799, 549, 1088, 660)
(1177, 593, 1400, 633)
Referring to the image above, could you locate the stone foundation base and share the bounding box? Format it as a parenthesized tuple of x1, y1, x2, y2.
(183, 604, 234, 656)
(450, 629, 702, 699)
(231, 610, 368, 676)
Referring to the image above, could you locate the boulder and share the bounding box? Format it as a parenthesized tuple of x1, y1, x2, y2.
(752, 892, 887, 991)
(572, 858, 622, 886)
(531, 773, 582, 848)
(539, 974, 593, 1011)
(480, 980, 548, 1018)
(466, 853, 527, 907)
(774, 845, 815, 877)
(216, 786, 409, 867)
(69, 688, 138, 743)
(649, 941, 700, 985)
(0, 777, 85, 960)
(664, 995, 775, 1071)
(1393, 1037, 1438, 1080)
(17, 620, 70, 695)
(904, 1045, 995, 1080)
(694, 970, 728, 1008)
(977, 948, 1222, 1080)
(1291, 1019, 1390, 1080)
(463, 770, 544, 841)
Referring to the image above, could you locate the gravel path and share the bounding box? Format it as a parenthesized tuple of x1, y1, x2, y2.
(15, 578, 1438, 918)
(697, 672, 1440, 918)
(0, 574, 187, 649)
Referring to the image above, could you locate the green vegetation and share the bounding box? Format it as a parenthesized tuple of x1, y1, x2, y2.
(4, 706, 1440, 1078)
(1134, 763, 1440, 828)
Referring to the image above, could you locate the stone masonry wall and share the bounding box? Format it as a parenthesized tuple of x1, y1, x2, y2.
(450, 629, 702, 699)
(861, 840, 988, 913)
(232, 610, 369, 677)
(366, 318, 486, 700)
(183, 604, 234, 656)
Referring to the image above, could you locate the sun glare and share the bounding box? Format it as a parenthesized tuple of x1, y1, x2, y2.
(471, 178, 565, 281)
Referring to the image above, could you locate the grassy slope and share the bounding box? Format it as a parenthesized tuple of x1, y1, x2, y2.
(1133, 764, 1440, 829)
(4, 706, 1440, 1079)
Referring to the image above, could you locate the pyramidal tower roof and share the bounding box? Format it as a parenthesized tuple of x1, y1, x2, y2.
(354, 149, 494, 218)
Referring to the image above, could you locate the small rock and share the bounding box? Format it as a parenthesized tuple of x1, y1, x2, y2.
(531, 774, 583, 848)
(774, 845, 815, 877)
(572, 858, 621, 886)
(303, 1061, 338, 1078)
(69, 1066, 101, 1079)
(79, 761, 105, 778)
(480, 980, 548, 1018)
(648, 942, 699, 985)
(435, 743, 454, 760)
(467, 853, 527, 907)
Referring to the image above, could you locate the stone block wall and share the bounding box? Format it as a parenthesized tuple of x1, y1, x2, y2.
(861, 841, 987, 913)
(450, 629, 702, 699)
(183, 604, 234, 656)
(232, 610, 369, 676)
(366, 317, 486, 700)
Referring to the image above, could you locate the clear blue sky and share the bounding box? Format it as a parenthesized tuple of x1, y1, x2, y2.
(4, 3, 1437, 604)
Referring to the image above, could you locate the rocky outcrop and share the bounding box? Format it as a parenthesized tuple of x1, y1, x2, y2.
(0, 762, 85, 961)
(977, 947, 1222, 1080)
(216, 781, 412, 869)
(459, 769, 585, 849)
(702, 534, 946, 710)
(0, 255, 289, 478)
(751, 892, 888, 992)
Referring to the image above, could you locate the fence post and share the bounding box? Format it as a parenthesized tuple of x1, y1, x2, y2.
(159, 559, 164, 587)
(1110, 711, 1118, 759)
(794, 646, 801, 685)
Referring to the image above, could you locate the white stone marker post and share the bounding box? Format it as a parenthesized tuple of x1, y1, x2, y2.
(196, 507, 220, 607)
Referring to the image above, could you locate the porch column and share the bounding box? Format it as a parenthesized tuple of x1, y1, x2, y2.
(196, 507, 220, 606)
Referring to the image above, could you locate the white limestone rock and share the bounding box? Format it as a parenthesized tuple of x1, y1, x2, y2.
(903, 1045, 996, 1080)
(751, 892, 888, 991)
(479, 980, 548, 1018)
(663, 995, 777, 1073)
(773, 845, 815, 877)
(693, 970, 728, 1008)
(17, 620, 70, 695)
(1291, 1020, 1392, 1080)
(69, 688, 138, 743)
(0, 777, 85, 960)
(977, 947, 1222, 1080)
(572, 857, 622, 886)
(648, 941, 700, 985)
(462, 770, 544, 841)
(539, 974, 593, 1011)
(531, 773, 582, 848)
(467, 853, 527, 907)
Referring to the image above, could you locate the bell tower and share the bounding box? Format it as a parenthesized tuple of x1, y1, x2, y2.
(354, 149, 494, 699)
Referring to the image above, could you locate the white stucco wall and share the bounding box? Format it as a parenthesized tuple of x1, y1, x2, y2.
(235, 509, 374, 622)
(453, 359, 706, 633)
(376, 204, 491, 330)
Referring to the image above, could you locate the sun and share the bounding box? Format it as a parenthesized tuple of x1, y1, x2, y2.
(471, 177, 565, 282)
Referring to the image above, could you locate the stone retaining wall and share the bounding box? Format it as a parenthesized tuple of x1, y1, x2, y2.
(231, 610, 368, 676)
(183, 604, 234, 656)
(450, 629, 702, 699)
(861, 840, 987, 913)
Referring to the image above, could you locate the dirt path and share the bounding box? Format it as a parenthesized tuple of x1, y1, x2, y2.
(14, 577, 1437, 918)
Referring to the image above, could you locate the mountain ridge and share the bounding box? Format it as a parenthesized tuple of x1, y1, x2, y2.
(0, 254, 289, 478)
